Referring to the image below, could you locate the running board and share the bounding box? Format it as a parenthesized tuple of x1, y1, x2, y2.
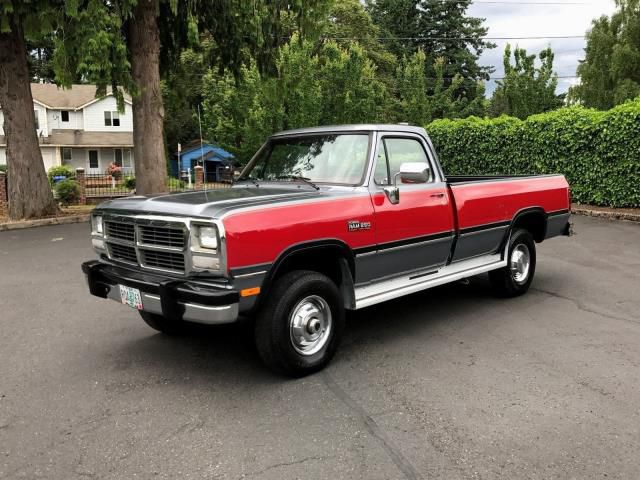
(354, 253, 507, 309)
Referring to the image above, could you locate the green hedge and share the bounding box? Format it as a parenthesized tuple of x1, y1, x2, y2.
(427, 99, 640, 207)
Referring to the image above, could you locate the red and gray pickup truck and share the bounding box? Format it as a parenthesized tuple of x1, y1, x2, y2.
(82, 124, 571, 376)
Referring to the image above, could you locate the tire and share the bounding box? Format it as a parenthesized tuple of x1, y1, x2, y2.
(489, 228, 537, 297)
(139, 311, 189, 335)
(254, 270, 345, 377)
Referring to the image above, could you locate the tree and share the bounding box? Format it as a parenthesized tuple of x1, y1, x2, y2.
(0, 1, 59, 219)
(56, 0, 329, 195)
(489, 44, 562, 119)
(366, 0, 494, 117)
(569, 0, 640, 108)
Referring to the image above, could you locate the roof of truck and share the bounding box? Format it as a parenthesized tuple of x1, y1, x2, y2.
(271, 124, 428, 137)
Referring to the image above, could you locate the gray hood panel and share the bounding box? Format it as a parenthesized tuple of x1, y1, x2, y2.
(95, 187, 332, 219)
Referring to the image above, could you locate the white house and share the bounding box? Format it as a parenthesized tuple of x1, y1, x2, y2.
(0, 84, 134, 175)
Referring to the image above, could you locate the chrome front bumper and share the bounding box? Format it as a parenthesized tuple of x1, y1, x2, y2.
(82, 260, 239, 325)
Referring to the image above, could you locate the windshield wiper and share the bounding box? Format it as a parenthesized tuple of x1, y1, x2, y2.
(274, 175, 320, 190)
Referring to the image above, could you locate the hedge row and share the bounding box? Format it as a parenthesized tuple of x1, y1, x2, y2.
(427, 99, 640, 207)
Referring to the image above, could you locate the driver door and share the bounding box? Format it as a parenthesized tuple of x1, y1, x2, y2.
(358, 133, 455, 283)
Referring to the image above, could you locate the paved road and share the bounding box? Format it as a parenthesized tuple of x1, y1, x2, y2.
(1, 215, 639, 479)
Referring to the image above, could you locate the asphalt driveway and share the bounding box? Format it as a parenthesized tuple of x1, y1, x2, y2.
(1, 215, 639, 479)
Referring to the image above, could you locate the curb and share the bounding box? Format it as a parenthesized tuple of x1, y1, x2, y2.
(571, 206, 640, 223)
(0, 214, 90, 232)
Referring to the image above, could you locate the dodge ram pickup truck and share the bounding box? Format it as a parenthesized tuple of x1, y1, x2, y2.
(82, 124, 571, 376)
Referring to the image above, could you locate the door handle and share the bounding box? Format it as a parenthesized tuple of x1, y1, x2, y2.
(430, 193, 445, 198)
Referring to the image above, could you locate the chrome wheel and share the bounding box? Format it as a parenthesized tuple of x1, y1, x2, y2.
(510, 244, 531, 284)
(289, 295, 333, 356)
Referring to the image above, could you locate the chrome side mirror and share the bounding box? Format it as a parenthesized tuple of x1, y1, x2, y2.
(383, 185, 400, 205)
(399, 162, 431, 184)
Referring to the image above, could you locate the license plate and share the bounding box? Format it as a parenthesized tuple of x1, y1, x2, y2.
(119, 285, 143, 310)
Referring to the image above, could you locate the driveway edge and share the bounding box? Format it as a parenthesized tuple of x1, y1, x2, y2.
(572, 205, 640, 223)
(0, 214, 90, 231)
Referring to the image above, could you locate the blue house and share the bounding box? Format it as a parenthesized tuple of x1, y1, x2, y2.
(172, 141, 234, 182)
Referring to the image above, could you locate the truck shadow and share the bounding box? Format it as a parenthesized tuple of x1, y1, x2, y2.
(107, 275, 510, 381)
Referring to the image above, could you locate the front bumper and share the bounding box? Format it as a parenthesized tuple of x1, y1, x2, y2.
(82, 260, 239, 324)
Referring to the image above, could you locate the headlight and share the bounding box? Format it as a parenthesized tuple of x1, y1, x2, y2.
(197, 226, 218, 250)
(92, 215, 103, 235)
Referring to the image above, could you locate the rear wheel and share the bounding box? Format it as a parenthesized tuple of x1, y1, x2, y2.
(139, 311, 189, 335)
(254, 270, 345, 377)
(489, 228, 536, 297)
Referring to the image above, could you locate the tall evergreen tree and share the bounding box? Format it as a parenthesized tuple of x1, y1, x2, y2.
(366, 0, 494, 116)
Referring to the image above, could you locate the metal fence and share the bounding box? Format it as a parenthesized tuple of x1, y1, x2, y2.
(82, 173, 231, 201)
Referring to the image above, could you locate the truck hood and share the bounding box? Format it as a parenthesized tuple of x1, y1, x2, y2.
(94, 186, 336, 219)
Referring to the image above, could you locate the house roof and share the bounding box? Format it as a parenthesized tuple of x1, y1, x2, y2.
(28, 83, 132, 110)
(0, 130, 134, 147)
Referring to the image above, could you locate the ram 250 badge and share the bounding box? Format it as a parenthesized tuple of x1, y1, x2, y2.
(82, 124, 572, 376)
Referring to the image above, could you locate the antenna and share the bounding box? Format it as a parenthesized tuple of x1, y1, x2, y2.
(197, 104, 207, 197)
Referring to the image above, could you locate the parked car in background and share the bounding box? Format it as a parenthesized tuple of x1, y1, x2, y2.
(82, 124, 572, 376)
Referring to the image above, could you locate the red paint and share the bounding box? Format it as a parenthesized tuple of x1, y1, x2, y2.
(223, 175, 570, 272)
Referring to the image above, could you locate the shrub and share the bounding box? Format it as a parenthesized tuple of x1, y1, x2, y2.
(167, 177, 185, 190)
(0, 164, 7, 173)
(54, 179, 81, 205)
(47, 165, 75, 185)
(123, 176, 136, 190)
(105, 162, 122, 180)
(427, 99, 640, 207)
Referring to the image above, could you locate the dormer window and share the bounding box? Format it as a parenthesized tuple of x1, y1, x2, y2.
(104, 111, 120, 127)
(61, 110, 69, 122)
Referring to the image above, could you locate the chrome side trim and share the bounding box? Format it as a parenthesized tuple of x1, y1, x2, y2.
(233, 270, 268, 279)
(354, 251, 507, 309)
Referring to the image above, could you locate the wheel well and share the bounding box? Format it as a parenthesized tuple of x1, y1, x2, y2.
(260, 244, 356, 310)
(512, 210, 547, 243)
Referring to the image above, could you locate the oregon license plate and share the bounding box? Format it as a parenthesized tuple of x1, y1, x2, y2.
(119, 285, 143, 310)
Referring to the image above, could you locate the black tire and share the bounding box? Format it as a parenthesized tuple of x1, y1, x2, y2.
(254, 270, 345, 377)
(139, 311, 189, 335)
(489, 228, 537, 297)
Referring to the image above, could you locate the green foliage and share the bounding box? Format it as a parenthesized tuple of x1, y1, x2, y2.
(123, 176, 136, 190)
(489, 44, 563, 119)
(569, 1, 640, 109)
(167, 177, 185, 190)
(0, 164, 6, 173)
(54, 178, 80, 205)
(366, 0, 494, 112)
(47, 165, 75, 185)
(428, 99, 640, 208)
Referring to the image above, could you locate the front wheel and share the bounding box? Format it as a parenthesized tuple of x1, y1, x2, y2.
(254, 270, 345, 377)
(489, 228, 536, 297)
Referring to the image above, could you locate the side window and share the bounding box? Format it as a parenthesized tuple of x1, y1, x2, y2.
(374, 137, 433, 185)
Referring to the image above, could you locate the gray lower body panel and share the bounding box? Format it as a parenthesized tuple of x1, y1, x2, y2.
(451, 225, 508, 262)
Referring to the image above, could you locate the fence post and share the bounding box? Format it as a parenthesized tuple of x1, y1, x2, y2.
(0, 171, 7, 217)
(76, 168, 86, 205)
(194, 165, 204, 190)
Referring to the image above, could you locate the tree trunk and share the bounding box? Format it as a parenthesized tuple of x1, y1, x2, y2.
(128, 0, 168, 195)
(0, 18, 58, 219)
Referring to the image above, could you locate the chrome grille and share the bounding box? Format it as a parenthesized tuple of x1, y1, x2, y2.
(141, 250, 185, 272)
(103, 217, 188, 274)
(109, 243, 138, 264)
(105, 221, 135, 242)
(139, 225, 185, 248)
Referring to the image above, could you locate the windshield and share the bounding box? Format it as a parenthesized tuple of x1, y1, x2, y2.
(242, 134, 370, 186)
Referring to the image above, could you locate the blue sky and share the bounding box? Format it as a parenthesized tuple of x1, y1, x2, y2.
(467, 0, 617, 95)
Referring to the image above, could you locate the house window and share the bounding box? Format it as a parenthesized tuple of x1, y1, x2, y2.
(61, 110, 69, 122)
(104, 111, 121, 127)
(34, 110, 39, 130)
(62, 148, 72, 163)
(88, 150, 99, 169)
(114, 148, 123, 166)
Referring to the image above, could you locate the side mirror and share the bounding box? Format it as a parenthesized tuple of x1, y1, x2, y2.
(398, 162, 431, 184)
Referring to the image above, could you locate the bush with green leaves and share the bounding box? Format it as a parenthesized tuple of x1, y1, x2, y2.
(167, 177, 185, 190)
(54, 179, 81, 206)
(47, 165, 75, 185)
(123, 176, 136, 190)
(0, 164, 7, 173)
(427, 99, 640, 207)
